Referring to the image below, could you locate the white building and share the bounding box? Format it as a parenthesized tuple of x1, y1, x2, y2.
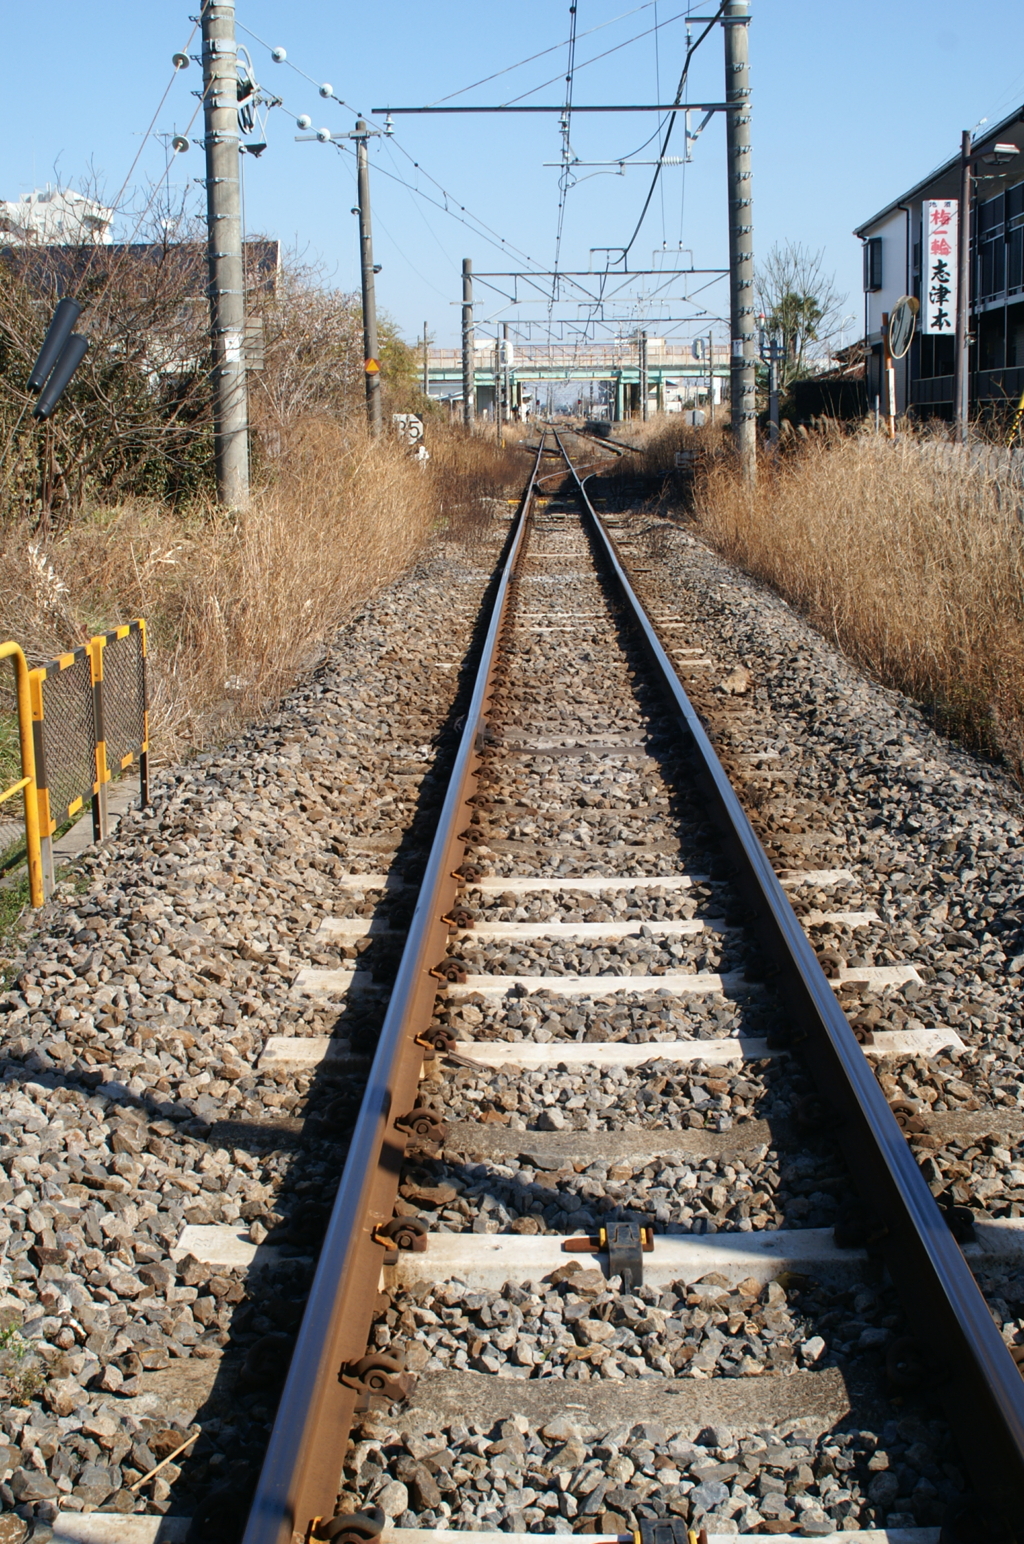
(854, 108, 1024, 419)
(0, 186, 113, 245)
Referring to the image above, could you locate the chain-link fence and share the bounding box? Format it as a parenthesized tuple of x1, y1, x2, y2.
(94, 622, 149, 790)
(28, 620, 149, 897)
(32, 647, 97, 835)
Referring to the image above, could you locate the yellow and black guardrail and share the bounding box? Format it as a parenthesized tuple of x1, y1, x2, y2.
(2, 619, 148, 906)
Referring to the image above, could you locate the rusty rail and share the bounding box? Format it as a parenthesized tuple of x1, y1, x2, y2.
(242, 438, 546, 1544)
(241, 428, 1024, 1544)
(554, 426, 1024, 1530)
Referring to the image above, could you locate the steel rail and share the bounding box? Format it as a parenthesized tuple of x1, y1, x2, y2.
(242, 438, 546, 1544)
(552, 428, 1024, 1530)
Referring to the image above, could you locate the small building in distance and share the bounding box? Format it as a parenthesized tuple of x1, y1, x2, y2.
(855, 108, 1024, 421)
(0, 185, 114, 245)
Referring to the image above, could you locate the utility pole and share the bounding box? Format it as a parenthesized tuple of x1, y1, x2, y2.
(502, 323, 510, 431)
(639, 330, 649, 421)
(708, 329, 716, 425)
(954, 128, 972, 446)
(461, 259, 475, 428)
(724, 0, 756, 481)
(352, 120, 382, 436)
(422, 321, 429, 403)
(200, 0, 250, 509)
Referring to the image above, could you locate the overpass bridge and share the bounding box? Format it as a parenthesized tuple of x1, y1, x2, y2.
(424, 341, 730, 418)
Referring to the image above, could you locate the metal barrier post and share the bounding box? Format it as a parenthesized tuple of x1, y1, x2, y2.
(88, 635, 110, 839)
(138, 619, 150, 808)
(0, 642, 44, 907)
(28, 668, 55, 899)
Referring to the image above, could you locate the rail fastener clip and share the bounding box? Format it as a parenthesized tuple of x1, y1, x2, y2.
(564, 1221, 654, 1289)
(393, 1104, 448, 1145)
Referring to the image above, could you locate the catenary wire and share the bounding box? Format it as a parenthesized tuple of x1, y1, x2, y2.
(234, 29, 547, 275)
(550, 0, 580, 314)
(503, 6, 691, 105)
(425, 2, 659, 105)
(620, 0, 727, 260)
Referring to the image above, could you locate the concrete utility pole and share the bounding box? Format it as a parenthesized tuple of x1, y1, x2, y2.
(724, 0, 756, 481)
(200, 0, 250, 509)
(422, 322, 429, 402)
(352, 120, 382, 436)
(461, 259, 475, 427)
(639, 330, 649, 421)
(954, 128, 972, 445)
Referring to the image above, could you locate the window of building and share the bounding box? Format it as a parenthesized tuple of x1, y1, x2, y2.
(919, 332, 955, 379)
(1008, 301, 1024, 367)
(977, 192, 1006, 302)
(1008, 181, 1024, 296)
(863, 236, 882, 292)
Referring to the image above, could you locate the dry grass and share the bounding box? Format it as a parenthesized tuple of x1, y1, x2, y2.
(0, 419, 525, 761)
(601, 414, 730, 478)
(693, 425, 1024, 771)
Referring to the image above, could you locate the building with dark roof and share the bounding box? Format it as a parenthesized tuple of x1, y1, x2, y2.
(855, 109, 1024, 420)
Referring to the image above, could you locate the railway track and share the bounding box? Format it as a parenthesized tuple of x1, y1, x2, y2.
(238, 429, 1024, 1544)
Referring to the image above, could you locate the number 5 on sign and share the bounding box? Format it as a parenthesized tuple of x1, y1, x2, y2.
(392, 413, 423, 445)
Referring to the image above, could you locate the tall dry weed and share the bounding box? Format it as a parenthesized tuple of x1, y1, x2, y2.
(694, 426, 1024, 770)
(602, 415, 730, 479)
(0, 419, 524, 761)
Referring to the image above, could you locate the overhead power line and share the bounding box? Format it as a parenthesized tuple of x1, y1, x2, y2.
(237, 21, 547, 275)
(427, 1, 660, 105)
(620, 1, 728, 260)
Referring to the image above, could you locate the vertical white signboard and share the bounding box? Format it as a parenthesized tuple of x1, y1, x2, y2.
(923, 200, 958, 335)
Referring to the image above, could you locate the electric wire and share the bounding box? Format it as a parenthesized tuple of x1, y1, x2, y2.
(75, 23, 198, 293)
(234, 28, 547, 275)
(653, 2, 667, 244)
(550, 0, 580, 316)
(502, 6, 691, 105)
(325, 138, 540, 275)
(619, 1, 727, 260)
(81, 83, 209, 319)
(426, 2, 660, 105)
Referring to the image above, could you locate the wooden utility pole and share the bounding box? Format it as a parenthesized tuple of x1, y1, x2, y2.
(724, 0, 756, 481)
(352, 120, 382, 436)
(201, 0, 250, 508)
(954, 129, 972, 445)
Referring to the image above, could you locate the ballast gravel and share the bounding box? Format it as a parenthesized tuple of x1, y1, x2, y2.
(344, 1387, 962, 1534)
(0, 522, 508, 1532)
(1, 469, 1022, 1540)
(614, 513, 1024, 1083)
(374, 1270, 834, 1380)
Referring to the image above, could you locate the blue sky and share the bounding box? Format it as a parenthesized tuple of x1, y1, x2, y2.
(2, 2, 1023, 351)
